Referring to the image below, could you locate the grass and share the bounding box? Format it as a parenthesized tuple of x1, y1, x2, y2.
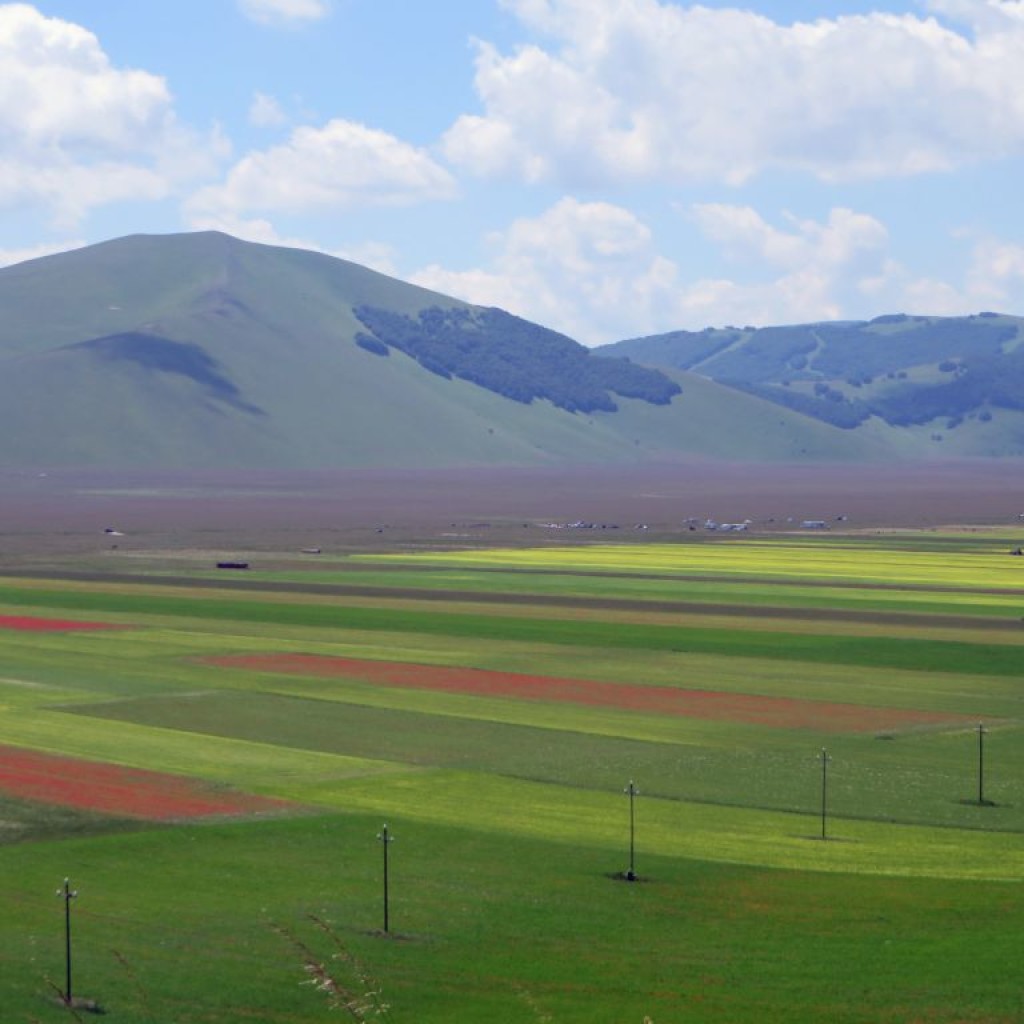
(1, 530, 1024, 1020)
(4, 815, 1024, 1022)
(355, 537, 1024, 589)
(212, 563, 1024, 618)
(2, 583, 1023, 678)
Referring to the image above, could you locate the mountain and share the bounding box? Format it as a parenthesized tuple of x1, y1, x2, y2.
(597, 314, 1024, 458)
(0, 231, 883, 469)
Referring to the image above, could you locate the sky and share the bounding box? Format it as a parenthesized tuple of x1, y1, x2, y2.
(3, 0, 1024, 345)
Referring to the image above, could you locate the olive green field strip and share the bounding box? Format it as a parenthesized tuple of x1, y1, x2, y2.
(0, 579, 1023, 679)
(63, 687, 1024, 840)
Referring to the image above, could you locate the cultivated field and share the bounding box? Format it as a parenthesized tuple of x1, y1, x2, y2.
(1, 464, 1023, 1022)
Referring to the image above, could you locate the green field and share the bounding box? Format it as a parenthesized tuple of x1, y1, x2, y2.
(1, 534, 1023, 1021)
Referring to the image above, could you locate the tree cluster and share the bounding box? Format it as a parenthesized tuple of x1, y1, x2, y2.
(354, 305, 680, 413)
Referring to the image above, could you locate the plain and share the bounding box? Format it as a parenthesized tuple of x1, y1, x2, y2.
(0, 526, 1022, 1022)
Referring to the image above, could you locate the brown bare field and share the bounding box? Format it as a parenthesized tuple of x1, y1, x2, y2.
(2, 460, 1024, 564)
(207, 652, 972, 734)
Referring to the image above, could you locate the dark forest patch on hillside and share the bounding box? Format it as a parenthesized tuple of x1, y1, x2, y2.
(354, 305, 681, 413)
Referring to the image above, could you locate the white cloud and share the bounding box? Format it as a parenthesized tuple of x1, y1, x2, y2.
(183, 210, 400, 276)
(238, 0, 330, 26)
(412, 197, 681, 344)
(0, 4, 224, 226)
(186, 119, 457, 221)
(248, 92, 288, 127)
(408, 198, 993, 342)
(0, 237, 84, 268)
(691, 205, 889, 274)
(926, 0, 1024, 31)
(445, 0, 1024, 186)
(965, 236, 1024, 307)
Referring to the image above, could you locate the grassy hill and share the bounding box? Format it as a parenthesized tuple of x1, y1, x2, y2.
(598, 314, 1024, 458)
(0, 232, 884, 469)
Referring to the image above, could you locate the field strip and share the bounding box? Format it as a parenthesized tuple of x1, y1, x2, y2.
(260, 680, 801, 745)
(358, 541, 1024, 589)
(7, 571, 1024, 636)
(129, 572, 1024, 629)
(192, 638, 1024, 718)
(329, 771, 1024, 881)
(0, 744, 293, 820)
(2, 581, 1024, 643)
(0, 676, 60, 689)
(174, 618, 1024, 713)
(0, 709, 410, 795)
(205, 652, 977, 734)
(0, 613, 131, 632)
(7, 585, 1022, 678)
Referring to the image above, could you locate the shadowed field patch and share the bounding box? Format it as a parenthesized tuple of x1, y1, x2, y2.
(0, 614, 128, 632)
(0, 744, 293, 820)
(206, 653, 971, 734)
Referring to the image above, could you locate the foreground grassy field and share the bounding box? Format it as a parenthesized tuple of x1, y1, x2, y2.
(0, 531, 1023, 1021)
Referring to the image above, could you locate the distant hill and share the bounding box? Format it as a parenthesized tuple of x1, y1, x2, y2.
(0, 232, 886, 469)
(598, 314, 1024, 458)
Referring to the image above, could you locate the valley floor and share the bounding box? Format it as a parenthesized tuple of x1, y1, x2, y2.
(3, 459, 1024, 563)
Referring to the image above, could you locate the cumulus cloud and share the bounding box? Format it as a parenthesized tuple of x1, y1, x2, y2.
(237, 0, 330, 26)
(186, 119, 457, 221)
(0, 237, 84, 268)
(925, 0, 1024, 31)
(444, 0, 1024, 186)
(412, 197, 678, 344)
(690, 205, 889, 274)
(183, 210, 400, 276)
(965, 235, 1024, 307)
(408, 198, 993, 343)
(0, 4, 223, 226)
(248, 92, 288, 127)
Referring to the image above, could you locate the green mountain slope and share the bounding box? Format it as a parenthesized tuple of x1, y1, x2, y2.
(0, 232, 885, 469)
(598, 314, 1024, 458)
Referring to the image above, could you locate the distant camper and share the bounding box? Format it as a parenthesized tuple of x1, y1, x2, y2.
(800, 520, 828, 530)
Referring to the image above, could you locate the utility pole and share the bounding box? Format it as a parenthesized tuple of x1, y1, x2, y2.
(56, 878, 78, 1005)
(377, 825, 394, 933)
(818, 748, 832, 840)
(977, 722, 988, 805)
(624, 781, 639, 880)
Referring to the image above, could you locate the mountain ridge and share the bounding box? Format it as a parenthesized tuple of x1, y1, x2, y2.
(597, 313, 1024, 459)
(1, 231, 1009, 468)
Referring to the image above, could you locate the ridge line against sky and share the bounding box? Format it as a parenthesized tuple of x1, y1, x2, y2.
(2, 0, 1023, 344)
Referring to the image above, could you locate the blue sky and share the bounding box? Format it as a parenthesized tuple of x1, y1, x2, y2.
(4, 0, 1024, 344)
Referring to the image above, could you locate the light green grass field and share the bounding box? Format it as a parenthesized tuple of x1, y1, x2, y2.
(1, 531, 1023, 1021)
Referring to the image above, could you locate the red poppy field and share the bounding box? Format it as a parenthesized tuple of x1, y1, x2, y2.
(206, 652, 968, 734)
(0, 744, 291, 820)
(0, 615, 127, 632)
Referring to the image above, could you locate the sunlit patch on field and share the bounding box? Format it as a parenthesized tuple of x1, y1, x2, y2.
(205, 652, 974, 734)
(0, 743, 294, 820)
